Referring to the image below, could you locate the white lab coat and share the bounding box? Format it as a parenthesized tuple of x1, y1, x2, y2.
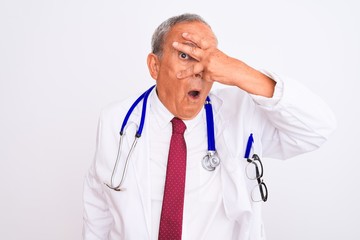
(83, 73, 336, 240)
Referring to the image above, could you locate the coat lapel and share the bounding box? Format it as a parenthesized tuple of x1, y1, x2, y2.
(128, 100, 152, 239)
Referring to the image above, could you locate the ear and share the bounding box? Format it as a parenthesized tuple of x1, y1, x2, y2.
(147, 53, 160, 80)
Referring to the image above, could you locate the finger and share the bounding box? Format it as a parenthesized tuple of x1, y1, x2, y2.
(182, 32, 215, 50)
(176, 64, 204, 79)
(172, 42, 202, 61)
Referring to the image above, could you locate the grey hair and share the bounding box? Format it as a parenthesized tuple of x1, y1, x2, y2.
(151, 13, 211, 58)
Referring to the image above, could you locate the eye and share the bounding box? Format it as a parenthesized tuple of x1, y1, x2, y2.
(179, 52, 189, 60)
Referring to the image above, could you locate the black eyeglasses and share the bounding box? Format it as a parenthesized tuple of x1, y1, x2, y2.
(246, 154, 268, 202)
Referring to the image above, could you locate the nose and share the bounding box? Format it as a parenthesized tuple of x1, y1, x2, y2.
(195, 71, 203, 79)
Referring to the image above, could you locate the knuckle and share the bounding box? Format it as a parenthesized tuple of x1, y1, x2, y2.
(190, 46, 197, 55)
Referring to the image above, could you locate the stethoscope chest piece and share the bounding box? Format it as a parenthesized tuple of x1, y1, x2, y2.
(202, 151, 220, 171)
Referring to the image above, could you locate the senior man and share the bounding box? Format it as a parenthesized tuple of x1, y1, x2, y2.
(83, 13, 336, 240)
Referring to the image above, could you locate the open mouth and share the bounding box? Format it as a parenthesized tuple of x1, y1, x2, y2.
(188, 90, 200, 99)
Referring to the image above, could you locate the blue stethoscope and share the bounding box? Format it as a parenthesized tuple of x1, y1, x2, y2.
(105, 85, 220, 191)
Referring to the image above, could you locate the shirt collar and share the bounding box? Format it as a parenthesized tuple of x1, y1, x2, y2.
(149, 87, 205, 132)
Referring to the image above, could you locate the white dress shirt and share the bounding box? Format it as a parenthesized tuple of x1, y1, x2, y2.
(148, 90, 236, 239)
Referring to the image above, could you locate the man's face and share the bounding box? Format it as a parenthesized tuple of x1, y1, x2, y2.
(150, 21, 215, 120)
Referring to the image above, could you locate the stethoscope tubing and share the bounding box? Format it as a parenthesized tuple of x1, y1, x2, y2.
(120, 85, 155, 137)
(205, 96, 216, 152)
(106, 85, 220, 190)
(106, 85, 154, 191)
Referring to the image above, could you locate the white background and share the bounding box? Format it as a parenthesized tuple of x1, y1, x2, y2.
(1, 0, 359, 239)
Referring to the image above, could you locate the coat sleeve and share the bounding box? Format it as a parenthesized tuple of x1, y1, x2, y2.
(251, 71, 337, 159)
(83, 114, 113, 240)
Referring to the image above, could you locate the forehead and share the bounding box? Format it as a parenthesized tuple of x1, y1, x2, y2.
(165, 21, 214, 42)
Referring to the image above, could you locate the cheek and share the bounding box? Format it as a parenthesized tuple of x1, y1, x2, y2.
(178, 59, 195, 71)
(162, 63, 187, 81)
(161, 59, 179, 74)
(203, 82, 214, 93)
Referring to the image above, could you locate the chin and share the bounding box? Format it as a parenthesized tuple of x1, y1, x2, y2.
(177, 106, 202, 120)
